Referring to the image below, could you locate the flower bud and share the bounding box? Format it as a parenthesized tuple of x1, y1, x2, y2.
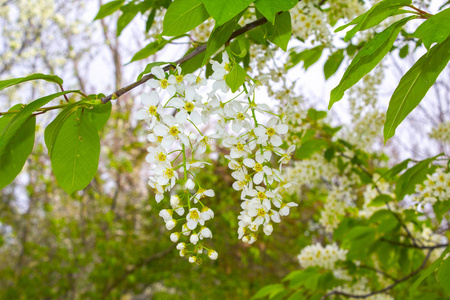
(165, 219, 176, 230)
(176, 242, 186, 250)
(170, 232, 180, 243)
(190, 233, 199, 245)
(208, 250, 218, 260)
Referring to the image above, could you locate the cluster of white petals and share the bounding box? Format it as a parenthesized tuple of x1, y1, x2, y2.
(412, 169, 450, 206)
(138, 64, 220, 263)
(297, 243, 348, 270)
(429, 121, 450, 145)
(138, 52, 296, 261)
(218, 90, 297, 244)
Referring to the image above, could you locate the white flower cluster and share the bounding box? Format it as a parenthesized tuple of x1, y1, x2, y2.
(297, 243, 348, 270)
(220, 96, 297, 244)
(429, 121, 450, 145)
(138, 52, 294, 261)
(138, 64, 218, 263)
(412, 169, 450, 206)
(327, 0, 365, 24)
(190, 17, 214, 43)
(291, 0, 330, 44)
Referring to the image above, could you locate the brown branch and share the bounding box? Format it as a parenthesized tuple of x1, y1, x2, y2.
(359, 265, 399, 282)
(100, 16, 269, 104)
(381, 238, 449, 249)
(321, 249, 433, 299)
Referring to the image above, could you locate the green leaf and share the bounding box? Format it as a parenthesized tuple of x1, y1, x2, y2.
(94, 0, 124, 20)
(287, 46, 323, 70)
(254, 0, 297, 23)
(409, 247, 450, 299)
(180, 48, 206, 74)
(128, 40, 169, 64)
(230, 35, 249, 58)
(399, 44, 409, 58)
(225, 63, 246, 92)
(51, 108, 100, 194)
(284, 268, 321, 290)
(286, 291, 305, 300)
(384, 37, 450, 141)
(203, 14, 241, 65)
(329, 17, 414, 109)
(307, 109, 327, 121)
(369, 210, 398, 233)
(137, 62, 171, 81)
(146, 8, 157, 32)
(395, 156, 439, 200)
(0, 104, 35, 189)
(252, 284, 284, 299)
(86, 101, 111, 131)
(413, 8, 450, 50)
(344, 226, 377, 259)
(295, 139, 328, 159)
(117, 2, 141, 36)
(0, 73, 63, 92)
(162, 0, 210, 36)
(202, 0, 254, 27)
(44, 102, 81, 157)
(0, 91, 80, 160)
(369, 194, 393, 207)
(264, 11, 291, 51)
(381, 158, 410, 180)
(335, 0, 412, 42)
(438, 256, 450, 293)
(324, 49, 344, 80)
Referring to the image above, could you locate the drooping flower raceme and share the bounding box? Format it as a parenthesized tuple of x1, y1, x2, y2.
(137, 53, 295, 262)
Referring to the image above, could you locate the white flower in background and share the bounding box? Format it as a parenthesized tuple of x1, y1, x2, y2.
(298, 243, 348, 270)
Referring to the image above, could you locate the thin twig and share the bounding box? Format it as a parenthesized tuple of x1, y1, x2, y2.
(321, 249, 433, 299)
(100, 16, 268, 104)
(381, 238, 449, 249)
(359, 265, 399, 282)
